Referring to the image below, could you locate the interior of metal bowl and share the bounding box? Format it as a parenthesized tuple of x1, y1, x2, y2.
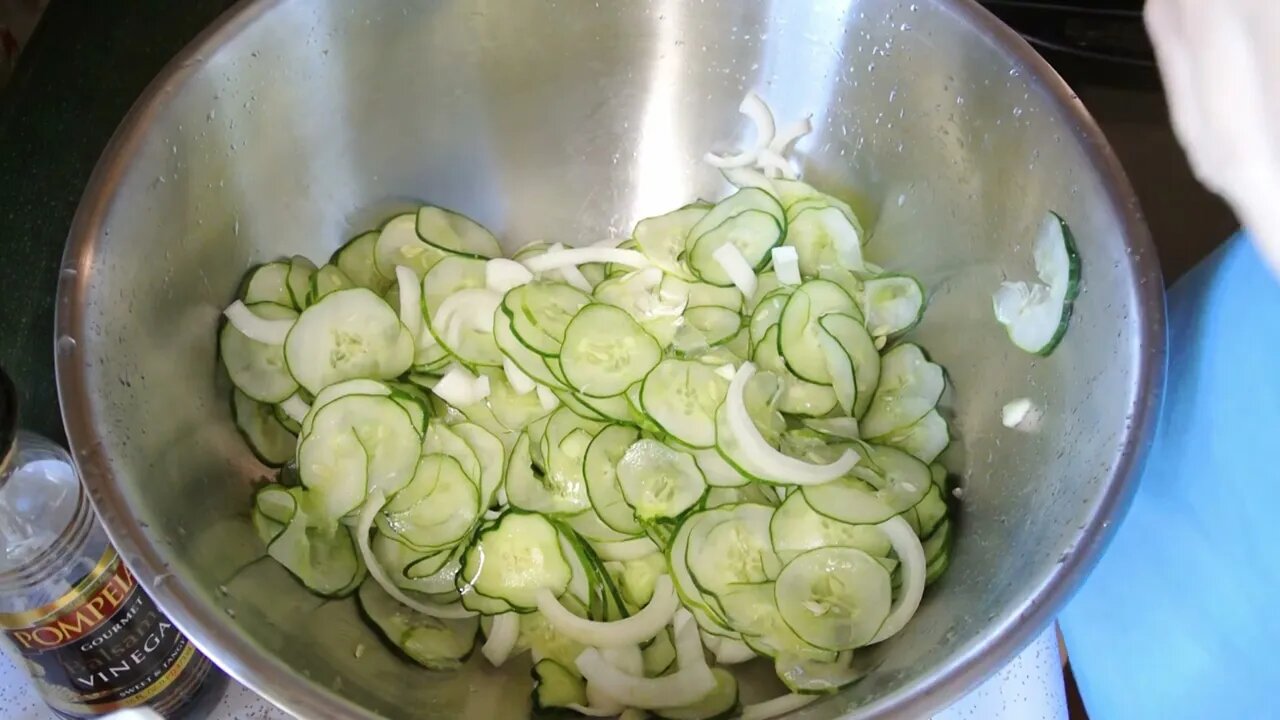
(55, 0, 1163, 718)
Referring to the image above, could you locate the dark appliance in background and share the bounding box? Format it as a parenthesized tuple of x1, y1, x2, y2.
(980, 0, 1238, 280)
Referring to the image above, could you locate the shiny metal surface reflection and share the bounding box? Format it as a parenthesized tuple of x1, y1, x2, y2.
(55, 1, 1163, 718)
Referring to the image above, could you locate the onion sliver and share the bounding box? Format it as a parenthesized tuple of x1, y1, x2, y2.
(224, 300, 293, 345)
(522, 248, 650, 272)
(725, 363, 859, 484)
(704, 149, 759, 169)
(279, 394, 310, 424)
(739, 91, 776, 149)
(771, 246, 801, 286)
(503, 357, 537, 395)
(574, 610, 716, 709)
(480, 613, 520, 666)
(867, 515, 926, 644)
(354, 492, 477, 619)
(432, 365, 483, 407)
(485, 258, 533, 293)
(712, 243, 758, 297)
(769, 116, 813, 156)
(535, 575, 679, 647)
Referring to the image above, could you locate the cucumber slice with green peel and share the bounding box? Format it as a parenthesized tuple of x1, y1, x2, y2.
(689, 210, 784, 287)
(778, 279, 859, 385)
(583, 424, 645, 535)
(283, 288, 414, 395)
(478, 369, 548, 433)
(333, 230, 392, 294)
(232, 389, 296, 466)
(643, 627, 678, 676)
(713, 583, 831, 660)
(687, 187, 785, 245)
(308, 263, 355, 305)
(505, 431, 591, 516)
(846, 442, 933, 513)
(220, 302, 299, 403)
(615, 553, 667, 608)
(494, 306, 569, 390)
(692, 448, 751, 488)
(550, 388, 609, 423)
(753, 326, 838, 418)
(261, 487, 366, 597)
(241, 262, 293, 306)
(503, 281, 593, 357)
(302, 378, 392, 436)
(378, 454, 481, 552)
(775, 651, 864, 695)
(516, 611, 588, 670)
(686, 504, 779, 597)
(415, 205, 503, 259)
(634, 204, 709, 279)
(560, 304, 662, 398)
(747, 271, 785, 312)
(422, 256, 503, 367)
(907, 483, 949, 540)
(370, 532, 452, 588)
(924, 519, 952, 565)
(748, 289, 792, 347)
(459, 512, 573, 610)
(863, 275, 926, 337)
(452, 422, 507, 506)
(272, 402, 303, 435)
(801, 477, 898, 526)
(565, 507, 637, 543)
(775, 179, 862, 230)
(683, 306, 743, 347)
(784, 204, 864, 276)
(593, 268, 686, 346)
(816, 313, 881, 418)
(286, 255, 317, 310)
(422, 422, 482, 484)
(616, 439, 708, 523)
(375, 212, 447, 280)
(531, 658, 588, 712)
(860, 343, 945, 439)
(686, 282, 745, 312)
(297, 394, 420, 521)
(356, 579, 478, 670)
(878, 408, 950, 464)
(775, 547, 892, 651)
(656, 667, 740, 720)
(667, 511, 736, 630)
(769, 491, 891, 564)
(640, 359, 729, 449)
(993, 211, 1081, 355)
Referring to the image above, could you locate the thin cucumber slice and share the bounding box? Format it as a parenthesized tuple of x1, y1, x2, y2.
(370, 532, 452, 588)
(642, 627, 678, 676)
(264, 487, 365, 597)
(333, 230, 392, 294)
(993, 211, 1081, 355)
(878, 408, 950, 464)
(459, 512, 572, 610)
(775, 179, 862, 232)
(356, 579, 478, 670)
(505, 431, 590, 515)
(273, 401, 303, 435)
(689, 210, 784, 287)
(308, 263, 355, 305)
(421, 422, 482, 489)
(908, 483, 949, 540)
(775, 547, 891, 651)
(503, 281, 593, 357)
(753, 326, 838, 417)
(775, 651, 864, 694)
(302, 378, 392, 436)
(565, 507, 637, 543)
(532, 658, 588, 711)
(517, 611, 588, 670)
(687, 504, 779, 597)
(616, 439, 708, 523)
(219, 302, 299, 403)
(692, 448, 750, 488)
(378, 454, 480, 552)
(297, 394, 420, 521)
(640, 359, 729, 449)
(684, 305, 743, 347)
(656, 668, 740, 720)
(748, 289, 791, 348)
(769, 491, 891, 564)
(573, 390, 636, 427)
(494, 306, 568, 390)
(560, 304, 662, 398)
(415, 205, 503, 259)
(452, 422, 507, 505)
(615, 553, 666, 608)
(422, 256, 503, 367)
(860, 343, 945, 439)
(286, 255, 317, 310)
(801, 477, 897, 525)
(283, 288, 414, 395)
(375, 212, 446, 280)
(863, 275, 926, 337)
(810, 442, 931, 519)
(231, 389, 296, 466)
(550, 387, 608, 423)
(634, 204, 709, 279)
(583, 424, 645, 535)
(784, 204, 863, 276)
(242, 262, 293, 306)
(593, 268, 686, 347)
(817, 313, 880, 418)
(667, 511, 736, 630)
(713, 583, 831, 661)
(687, 282, 745, 312)
(778, 279, 859, 384)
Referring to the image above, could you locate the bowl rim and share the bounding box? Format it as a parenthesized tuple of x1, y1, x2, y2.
(54, 0, 1166, 717)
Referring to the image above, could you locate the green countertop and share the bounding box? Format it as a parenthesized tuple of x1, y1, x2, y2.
(0, 0, 238, 441)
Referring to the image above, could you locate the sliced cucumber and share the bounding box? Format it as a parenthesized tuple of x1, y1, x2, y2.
(687, 188, 786, 286)
(686, 504, 778, 597)
(308, 263, 356, 305)
(775, 547, 891, 651)
(416, 205, 503, 259)
(357, 579, 478, 670)
(775, 651, 864, 694)
(878, 408, 950, 464)
(422, 256, 503, 367)
(262, 487, 366, 597)
(379, 454, 480, 552)
(640, 359, 729, 449)
(785, 204, 863, 276)
(242, 262, 293, 306)
(583, 424, 645, 535)
(753, 326, 838, 418)
(616, 439, 708, 523)
(505, 431, 589, 516)
(860, 343, 945, 439)
(459, 512, 573, 611)
(531, 658, 587, 712)
(634, 204, 708, 279)
(593, 268, 686, 347)
(232, 388, 296, 466)
(286, 255, 317, 310)
(220, 302, 299, 403)
(817, 313, 880, 418)
(863, 275, 925, 337)
(284, 288, 414, 395)
(494, 306, 569, 390)
(769, 491, 891, 564)
(503, 281, 593, 357)
(656, 667, 740, 720)
(375, 212, 446, 280)
(333, 230, 392, 294)
(777, 279, 859, 384)
(993, 211, 1081, 355)
(560, 304, 662, 398)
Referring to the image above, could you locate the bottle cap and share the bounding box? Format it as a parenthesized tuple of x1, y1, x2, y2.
(0, 366, 15, 477)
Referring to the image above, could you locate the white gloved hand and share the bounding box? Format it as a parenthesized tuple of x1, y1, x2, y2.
(1146, 0, 1280, 275)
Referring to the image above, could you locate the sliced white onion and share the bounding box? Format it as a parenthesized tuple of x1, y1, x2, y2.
(712, 636, 757, 664)
(472, 373, 492, 401)
(771, 246, 802, 286)
(279, 394, 311, 424)
(1002, 397, 1034, 428)
(559, 263, 594, 292)
(769, 116, 813, 156)
(714, 363, 737, 382)
(354, 492, 477, 619)
(741, 693, 819, 720)
(485, 258, 534, 293)
(757, 148, 798, 180)
(574, 610, 715, 709)
(522, 248, 650, 273)
(721, 167, 776, 196)
(703, 149, 759, 169)
(395, 266, 423, 341)
(740, 90, 776, 149)
(603, 645, 644, 676)
(868, 515, 926, 644)
(593, 537, 659, 562)
(536, 384, 560, 411)
(725, 363, 860, 484)
(223, 300, 293, 345)
(712, 243, 758, 297)
(535, 575, 680, 647)
(433, 365, 483, 407)
(503, 357, 537, 395)
(481, 612, 521, 666)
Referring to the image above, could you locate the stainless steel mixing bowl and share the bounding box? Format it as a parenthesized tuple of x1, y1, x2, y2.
(54, 0, 1164, 717)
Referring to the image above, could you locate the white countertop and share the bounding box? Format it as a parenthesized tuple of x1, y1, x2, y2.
(1, 624, 1065, 719)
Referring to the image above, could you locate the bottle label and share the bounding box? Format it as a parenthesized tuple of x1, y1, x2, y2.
(0, 548, 208, 718)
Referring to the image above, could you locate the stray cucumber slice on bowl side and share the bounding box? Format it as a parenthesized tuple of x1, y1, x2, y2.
(863, 275, 925, 338)
(993, 210, 1081, 355)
